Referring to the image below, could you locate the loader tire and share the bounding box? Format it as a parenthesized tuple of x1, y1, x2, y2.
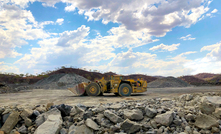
(86, 82, 101, 96)
(118, 83, 132, 97)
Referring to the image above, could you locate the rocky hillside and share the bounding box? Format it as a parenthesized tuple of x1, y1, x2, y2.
(178, 76, 209, 86)
(1, 92, 221, 134)
(194, 73, 218, 80)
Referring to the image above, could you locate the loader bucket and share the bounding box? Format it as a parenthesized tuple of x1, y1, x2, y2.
(68, 82, 88, 96)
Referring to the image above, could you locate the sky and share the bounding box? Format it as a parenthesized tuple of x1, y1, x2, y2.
(0, 0, 221, 76)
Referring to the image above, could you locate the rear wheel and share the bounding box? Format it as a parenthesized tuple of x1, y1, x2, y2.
(86, 82, 101, 96)
(118, 83, 132, 97)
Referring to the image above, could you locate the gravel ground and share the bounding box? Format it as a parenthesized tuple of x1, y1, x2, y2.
(0, 86, 221, 107)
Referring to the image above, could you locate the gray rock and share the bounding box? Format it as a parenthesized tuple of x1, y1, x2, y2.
(0, 107, 5, 114)
(185, 113, 195, 122)
(154, 112, 174, 126)
(121, 119, 141, 134)
(202, 96, 221, 106)
(2, 113, 10, 123)
(179, 94, 193, 101)
(33, 110, 40, 117)
(70, 106, 84, 116)
(109, 104, 122, 110)
(213, 108, 221, 119)
(211, 127, 219, 133)
(184, 126, 191, 134)
(194, 114, 219, 129)
(34, 114, 63, 134)
(35, 108, 61, 126)
(123, 109, 143, 121)
(1, 111, 20, 134)
(24, 117, 32, 127)
(73, 125, 93, 134)
(20, 109, 33, 119)
(85, 118, 99, 130)
(104, 110, 123, 123)
(92, 106, 105, 113)
(145, 107, 157, 118)
(68, 124, 76, 134)
(60, 128, 68, 134)
(18, 125, 28, 134)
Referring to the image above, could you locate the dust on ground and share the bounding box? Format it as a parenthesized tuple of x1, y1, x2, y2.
(0, 86, 220, 107)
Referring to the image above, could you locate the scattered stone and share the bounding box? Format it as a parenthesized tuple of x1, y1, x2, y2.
(213, 108, 221, 118)
(74, 125, 93, 134)
(18, 125, 28, 134)
(154, 112, 174, 126)
(1, 111, 20, 134)
(211, 127, 219, 133)
(121, 119, 141, 134)
(60, 128, 68, 134)
(70, 106, 84, 116)
(33, 110, 40, 117)
(123, 109, 143, 120)
(20, 109, 33, 119)
(34, 114, 63, 134)
(46, 102, 54, 111)
(145, 107, 157, 118)
(35, 108, 61, 126)
(104, 110, 123, 123)
(85, 118, 99, 130)
(24, 117, 32, 127)
(194, 114, 219, 129)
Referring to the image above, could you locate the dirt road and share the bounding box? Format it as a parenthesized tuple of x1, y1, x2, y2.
(0, 86, 221, 107)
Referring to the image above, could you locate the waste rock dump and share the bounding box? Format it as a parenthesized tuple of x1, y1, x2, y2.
(34, 73, 90, 89)
(147, 76, 191, 88)
(0, 92, 221, 134)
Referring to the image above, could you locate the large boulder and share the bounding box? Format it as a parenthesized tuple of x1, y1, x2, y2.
(154, 112, 174, 126)
(34, 114, 63, 134)
(35, 108, 61, 127)
(121, 119, 141, 134)
(200, 96, 216, 114)
(123, 109, 143, 121)
(194, 114, 219, 129)
(145, 107, 157, 118)
(0, 111, 20, 134)
(104, 110, 123, 123)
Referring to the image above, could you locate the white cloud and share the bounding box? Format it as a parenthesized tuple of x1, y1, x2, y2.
(0, 62, 20, 74)
(0, 3, 50, 59)
(201, 41, 221, 60)
(185, 41, 221, 74)
(149, 43, 180, 52)
(63, 0, 210, 37)
(85, 49, 196, 76)
(180, 34, 196, 40)
(211, 9, 218, 13)
(56, 18, 64, 25)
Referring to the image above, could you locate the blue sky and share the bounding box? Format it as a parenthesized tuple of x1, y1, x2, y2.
(0, 0, 221, 76)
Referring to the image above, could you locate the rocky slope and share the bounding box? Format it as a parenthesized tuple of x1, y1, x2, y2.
(0, 92, 221, 134)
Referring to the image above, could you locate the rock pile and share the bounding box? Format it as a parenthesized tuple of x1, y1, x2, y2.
(34, 73, 90, 89)
(147, 76, 191, 88)
(0, 92, 221, 134)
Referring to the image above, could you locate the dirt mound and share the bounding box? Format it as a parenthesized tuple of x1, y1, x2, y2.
(179, 76, 209, 86)
(34, 73, 90, 89)
(147, 76, 191, 88)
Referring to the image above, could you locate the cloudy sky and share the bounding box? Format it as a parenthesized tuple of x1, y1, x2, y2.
(0, 0, 221, 76)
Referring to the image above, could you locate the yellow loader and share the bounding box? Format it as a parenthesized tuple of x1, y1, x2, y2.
(68, 75, 147, 97)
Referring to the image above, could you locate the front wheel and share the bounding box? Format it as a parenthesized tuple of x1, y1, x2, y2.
(86, 82, 101, 96)
(118, 83, 132, 97)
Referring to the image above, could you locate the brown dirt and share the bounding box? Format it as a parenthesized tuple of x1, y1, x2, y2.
(0, 86, 221, 107)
